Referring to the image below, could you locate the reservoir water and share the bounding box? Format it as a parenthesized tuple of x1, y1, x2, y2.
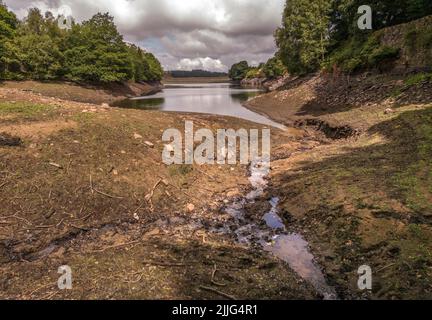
(113, 83, 285, 129)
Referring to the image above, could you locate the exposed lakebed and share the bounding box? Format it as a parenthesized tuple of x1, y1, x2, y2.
(114, 82, 335, 298)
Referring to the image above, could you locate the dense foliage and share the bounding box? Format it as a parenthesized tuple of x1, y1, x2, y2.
(228, 57, 286, 81)
(228, 61, 250, 81)
(0, 3, 163, 83)
(275, 0, 432, 75)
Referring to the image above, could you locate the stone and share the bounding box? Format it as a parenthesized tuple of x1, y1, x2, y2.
(133, 133, 143, 139)
(186, 203, 195, 212)
(144, 141, 155, 148)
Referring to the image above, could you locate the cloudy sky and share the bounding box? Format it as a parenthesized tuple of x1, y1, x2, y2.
(4, 0, 285, 72)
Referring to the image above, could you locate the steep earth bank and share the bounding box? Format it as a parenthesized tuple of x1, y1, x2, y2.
(244, 72, 432, 299)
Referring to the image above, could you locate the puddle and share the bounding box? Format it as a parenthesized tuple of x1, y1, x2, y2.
(222, 160, 337, 299)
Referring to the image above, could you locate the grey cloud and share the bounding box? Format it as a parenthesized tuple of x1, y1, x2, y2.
(3, 0, 284, 71)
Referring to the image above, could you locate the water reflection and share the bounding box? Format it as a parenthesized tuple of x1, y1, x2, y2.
(112, 83, 284, 129)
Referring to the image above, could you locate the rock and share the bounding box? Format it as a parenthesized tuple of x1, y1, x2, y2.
(133, 133, 143, 139)
(101, 103, 110, 108)
(226, 190, 240, 198)
(133, 212, 140, 221)
(384, 108, 395, 115)
(186, 203, 195, 212)
(144, 141, 154, 148)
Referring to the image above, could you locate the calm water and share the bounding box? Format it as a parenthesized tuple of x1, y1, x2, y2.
(113, 83, 284, 129)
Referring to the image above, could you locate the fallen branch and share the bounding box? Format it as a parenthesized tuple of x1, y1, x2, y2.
(195, 167, 217, 181)
(145, 179, 163, 211)
(94, 188, 124, 199)
(89, 174, 124, 199)
(211, 264, 226, 287)
(48, 162, 63, 169)
(199, 286, 236, 300)
(90, 240, 140, 253)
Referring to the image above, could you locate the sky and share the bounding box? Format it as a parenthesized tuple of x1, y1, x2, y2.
(4, 0, 285, 72)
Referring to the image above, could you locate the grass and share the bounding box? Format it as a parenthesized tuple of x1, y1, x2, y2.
(405, 73, 432, 86)
(323, 33, 400, 74)
(393, 108, 432, 212)
(0, 102, 54, 118)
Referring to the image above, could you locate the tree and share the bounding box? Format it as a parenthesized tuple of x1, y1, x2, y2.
(0, 4, 163, 83)
(276, 0, 334, 75)
(144, 52, 163, 81)
(0, 1, 18, 77)
(64, 13, 132, 82)
(228, 61, 249, 81)
(263, 57, 286, 79)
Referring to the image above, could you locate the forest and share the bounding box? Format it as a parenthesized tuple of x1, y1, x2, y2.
(229, 0, 432, 79)
(0, 2, 163, 83)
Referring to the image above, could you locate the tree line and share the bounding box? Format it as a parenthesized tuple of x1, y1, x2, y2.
(0, 2, 163, 83)
(230, 0, 432, 80)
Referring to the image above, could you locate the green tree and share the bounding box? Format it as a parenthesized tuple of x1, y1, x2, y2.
(0, 1, 18, 77)
(228, 61, 249, 81)
(263, 57, 286, 79)
(64, 13, 132, 82)
(144, 52, 163, 81)
(276, 0, 334, 74)
(0, 3, 163, 83)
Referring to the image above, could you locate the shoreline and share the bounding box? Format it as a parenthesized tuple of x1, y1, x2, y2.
(0, 80, 163, 106)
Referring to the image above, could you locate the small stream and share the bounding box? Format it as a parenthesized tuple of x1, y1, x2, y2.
(116, 82, 336, 299)
(219, 160, 337, 300)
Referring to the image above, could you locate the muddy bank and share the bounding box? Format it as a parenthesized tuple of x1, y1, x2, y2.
(0, 80, 162, 105)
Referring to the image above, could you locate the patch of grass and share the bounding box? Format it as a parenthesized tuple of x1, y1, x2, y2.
(0, 102, 54, 118)
(405, 73, 432, 86)
(168, 164, 194, 177)
(323, 33, 400, 74)
(393, 108, 432, 212)
(71, 112, 96, 124)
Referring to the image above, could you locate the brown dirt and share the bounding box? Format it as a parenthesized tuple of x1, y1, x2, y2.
(0, 81, 161, 105)
(0, 85, 317, 300)
(244, 72, 432, 299)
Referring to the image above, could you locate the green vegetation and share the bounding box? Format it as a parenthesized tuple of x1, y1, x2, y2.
(0, 101, 54, 117)
(0, 3, 163, 83)
(228, 57, 286, 81)
(405, 72, 432, 86)
(276, 0, 333, 74)
(393, 108, 432, 212)
(323, 34, 400, 73)
(228, 61, 250, 81)
(262, 57, 286, 79)
(275, 0, 432, 75)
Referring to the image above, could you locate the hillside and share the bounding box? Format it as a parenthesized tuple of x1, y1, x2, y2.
(243, 16, 432, 299)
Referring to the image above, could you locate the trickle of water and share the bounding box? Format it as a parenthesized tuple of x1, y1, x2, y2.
(223, 161, 337, 300)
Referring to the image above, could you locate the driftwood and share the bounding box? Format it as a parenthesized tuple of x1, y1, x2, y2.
(199, 286, 236, 300)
